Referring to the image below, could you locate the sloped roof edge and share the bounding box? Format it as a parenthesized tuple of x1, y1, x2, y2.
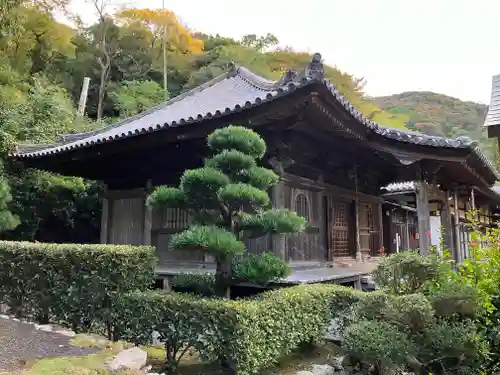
(485, 74, 500, 128)
(11, 54, 499, 184)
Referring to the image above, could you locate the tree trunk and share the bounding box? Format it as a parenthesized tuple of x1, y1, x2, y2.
(215, 257, 231, 298)
(97, 65, 108, 121)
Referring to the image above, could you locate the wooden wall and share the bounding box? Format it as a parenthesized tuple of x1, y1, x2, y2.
(102, 171, 384, 266)
(284, 185, 323, 261)
(106, 196, 145, 245)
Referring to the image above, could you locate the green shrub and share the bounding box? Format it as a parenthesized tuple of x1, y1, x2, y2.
(350, 251, 489, 374)
(416, 320, 488, 374)
(356, 293, 434, 333)
(147, 125, 305, 296)
(373, 251, 446, 295)
(429, 280, 483, 319)
(0, 241, 155, 337)
(355, 291, 391, 321)
(170, 225, 245, 257)
(232, 252, 290, 284)
(117, 290, 232, 374)
(228, 284, 340, 374)
(389, 294, 434, 333)
(170, 272, 216, 297)
(344, 319, 415, 372)
(117, 284, 357, 375)
(328, 284, 366, 311)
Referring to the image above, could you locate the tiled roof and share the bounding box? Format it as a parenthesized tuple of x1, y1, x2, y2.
(14, 65, 293, 158)
(10, 54, 499, 184)
(374, 127, 474, 149)
(485, 74, 500, 127)
(383, 182, 500, 202)
(382, 181, 416, 193)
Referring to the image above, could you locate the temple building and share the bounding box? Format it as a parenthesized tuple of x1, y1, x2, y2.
(11, 54, 500, 285)
(485, 74, 500, 148)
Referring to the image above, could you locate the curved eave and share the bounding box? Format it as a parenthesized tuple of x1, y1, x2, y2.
(12, 65, 499, 185)
(13, 71, 316, 160)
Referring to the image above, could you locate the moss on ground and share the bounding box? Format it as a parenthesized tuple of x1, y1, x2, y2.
(1, 335, 342, 375)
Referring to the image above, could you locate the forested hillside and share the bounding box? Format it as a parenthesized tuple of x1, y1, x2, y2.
(0, 1, 494, 243)
(374, 91, 496, 158)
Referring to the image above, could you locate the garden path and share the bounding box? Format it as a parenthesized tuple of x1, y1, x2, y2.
(0, 317, 98, 373)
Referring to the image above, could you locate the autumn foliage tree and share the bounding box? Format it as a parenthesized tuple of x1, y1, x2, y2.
(147, 126, 306, 296)
(115, 8, 203, 55)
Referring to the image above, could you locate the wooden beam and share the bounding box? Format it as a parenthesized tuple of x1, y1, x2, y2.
(378, 202, 384, 252)
(100, 184, 109, 244)
(282, 172, 382, 203)
(354, 165, 362, 261)
(104, 188, 147, 200)
(316, 173, 327, 261)
(440, 190, 454, 256)
(270, 158, 288, 261)
(416, 181, 431, 256)
(143, 179, 153, 246)
(453, 188, 462, 264)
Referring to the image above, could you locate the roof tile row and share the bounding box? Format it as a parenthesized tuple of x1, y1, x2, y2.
(12, 54, 499, 183)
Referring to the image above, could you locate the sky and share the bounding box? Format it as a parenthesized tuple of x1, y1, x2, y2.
(68, 0, 500, 104)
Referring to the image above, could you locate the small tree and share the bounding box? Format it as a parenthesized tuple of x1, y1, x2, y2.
(0, 164, 18, 232)
(0, 134, 19, 233)
(345, 252, 489, 374)
(147, 125, 305, 296)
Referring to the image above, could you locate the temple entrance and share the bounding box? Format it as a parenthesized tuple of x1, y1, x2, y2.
(326, 196, 352, 259)
(359, 203, 381, 257)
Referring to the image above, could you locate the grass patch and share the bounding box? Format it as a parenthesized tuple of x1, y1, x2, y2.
(21, 350, 115, 375)
(70, 334, 107, 349)
(142, 342, 342, 375)
(0, 341, 342, 375)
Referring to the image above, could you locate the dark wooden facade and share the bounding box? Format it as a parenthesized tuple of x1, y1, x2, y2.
(99, 170, 385, 267)
(12, 54, 500, 268)
(382, 181, 500, 260)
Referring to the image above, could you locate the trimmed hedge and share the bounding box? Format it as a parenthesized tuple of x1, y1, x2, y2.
(117, 284, 366, 375)
(0, 241, 156, 337)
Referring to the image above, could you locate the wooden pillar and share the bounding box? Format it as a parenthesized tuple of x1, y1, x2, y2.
(453, 188, 462, 264)
(143, 179, 153, 246)
(353, 166, 362, 261)
(377, 203, 384, 253)
(354, 199, 362, 261)
(100, 184, 109, 244)
(270, 158, 287, 261)
(316, 174, 327, 261)
(471, 188, 476, 211)
(405, 210, 410, 250)
(468, 187, 477, 257)
(416, 181, 431, 256)
(162, 277, 171, 291)
(440, 190, 454, 257)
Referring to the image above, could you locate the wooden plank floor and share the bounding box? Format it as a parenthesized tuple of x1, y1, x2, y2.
(156, 258, 379, 287)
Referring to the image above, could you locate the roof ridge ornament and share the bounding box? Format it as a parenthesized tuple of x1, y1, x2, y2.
(227, 60, 238, 76)
(276, 52, 325, 87)
(302, 52, 324, 81)
(276, 69, 298, 86)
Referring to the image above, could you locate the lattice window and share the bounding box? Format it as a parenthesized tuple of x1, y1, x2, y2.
(294, 193, 311, 223)
(367, 205, 375, 230)
(330, 201, 350, 258)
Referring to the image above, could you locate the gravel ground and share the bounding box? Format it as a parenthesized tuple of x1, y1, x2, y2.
(0, 318, 98, 372)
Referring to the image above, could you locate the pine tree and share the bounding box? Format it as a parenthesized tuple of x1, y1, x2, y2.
(147, 125, 305, 296)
